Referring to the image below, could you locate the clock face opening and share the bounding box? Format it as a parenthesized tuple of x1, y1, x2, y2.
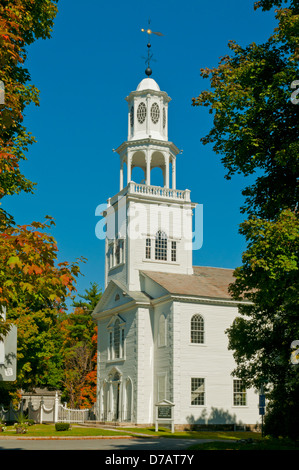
(151, 102, 160, 124)
(137, 102, 146, 124)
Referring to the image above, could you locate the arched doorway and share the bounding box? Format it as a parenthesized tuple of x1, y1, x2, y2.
(106, 368, 122, 422)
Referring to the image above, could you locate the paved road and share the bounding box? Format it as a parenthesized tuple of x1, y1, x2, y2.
(0, 436, 206, 451)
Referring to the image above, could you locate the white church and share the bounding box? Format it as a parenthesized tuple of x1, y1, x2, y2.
(92, 69, 260, 429)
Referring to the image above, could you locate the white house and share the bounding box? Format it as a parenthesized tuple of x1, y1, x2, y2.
(92, 73, 260, 429)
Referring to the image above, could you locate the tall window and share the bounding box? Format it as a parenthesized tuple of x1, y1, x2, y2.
(108, 317, 125, 360)
(233, 380, 247, 406)
(155, 230, 167, 261)
(115, 241, 121, 265)
(145, 238, 151, 259)
(121, 329, 125, 355)
(108, 239, 124, 270)
(114, 319, 120, 358)
(115, 239, 124, 265)
(107, 244, 113, 270)
(145, 234, 177, 263)
(191, 314, 204, 344)
(191, 378, 205, 405)
(109, 332, 113, 360)
(171, 241, 177, 262)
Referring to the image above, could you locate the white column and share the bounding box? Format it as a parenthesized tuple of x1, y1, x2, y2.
(109, 382, 113, 421)
(160, 96, 163, 136)
(127, 109, 131, 140)
(165, 103, 168, 141)
(172, 156, 176, 189)
(119, 379, 123, 422)
(164, 153, 169, 188)
(146, 151, 151, 186)
(146, 94, 150, 136)
(40, 396, 44, 424)
(120, 158, 124, 190)
(127, 152, 132, 184)
(54, 391, 59, 423)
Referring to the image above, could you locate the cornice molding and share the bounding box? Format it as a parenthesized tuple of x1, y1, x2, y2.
(115, 138, 180, 156)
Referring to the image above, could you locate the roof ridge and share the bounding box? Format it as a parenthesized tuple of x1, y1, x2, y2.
(193, 265, 235, 271)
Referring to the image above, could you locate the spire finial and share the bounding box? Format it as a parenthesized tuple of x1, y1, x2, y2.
(141, 19, 163, 77)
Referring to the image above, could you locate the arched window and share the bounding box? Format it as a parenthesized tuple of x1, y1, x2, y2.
(108, 316, 125, 360)
(158, 314, 166, 347)
(191, 314, 204, 344)
(155, 230, 167, 261)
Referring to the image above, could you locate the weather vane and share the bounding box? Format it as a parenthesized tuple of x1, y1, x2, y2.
(141, 19, 163, 77)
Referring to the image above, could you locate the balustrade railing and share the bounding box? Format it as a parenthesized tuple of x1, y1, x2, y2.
(109, 182, 191, 206)
(129, 182, 190, 200)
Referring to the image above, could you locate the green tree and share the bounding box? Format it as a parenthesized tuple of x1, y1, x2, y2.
(72, 282, 102, 311)
(8, 307, 66, 391)
(192, 0, 299, 438)
(0, 0, 60, 337)
(227, 210, 299, 438)
(0, 0, 58, 228)
(60, 283, 101, 407)
(192, 1, 298, 220)
(0, 218, 82, 402)
(227, 210, 299, 385)
(0, 1, 87, 406)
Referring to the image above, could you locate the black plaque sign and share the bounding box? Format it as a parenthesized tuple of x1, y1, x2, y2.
(158, 406, 172, 419)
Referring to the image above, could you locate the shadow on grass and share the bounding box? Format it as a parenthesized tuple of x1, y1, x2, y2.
(188, 439, 299, 451)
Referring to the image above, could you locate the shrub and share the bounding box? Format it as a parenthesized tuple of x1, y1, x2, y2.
(55, 423, 71, 431)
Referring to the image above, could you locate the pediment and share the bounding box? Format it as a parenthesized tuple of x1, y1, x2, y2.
(92, 280, 133, 315)
(107, 313, 126, 328)
(92, 279, 150, 318)
(155, 399, 174, 406)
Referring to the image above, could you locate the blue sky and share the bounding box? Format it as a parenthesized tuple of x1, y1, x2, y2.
(4, 0, 277, 305)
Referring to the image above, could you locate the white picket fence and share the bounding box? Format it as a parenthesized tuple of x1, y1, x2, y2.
(58, 405, 90, 423)
(0, 394, 91, 424)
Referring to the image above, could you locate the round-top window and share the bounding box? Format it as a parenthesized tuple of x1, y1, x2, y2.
(137, 102, 146, 124)
(130, 106, 134, 127)
(151, 102, 160, 124)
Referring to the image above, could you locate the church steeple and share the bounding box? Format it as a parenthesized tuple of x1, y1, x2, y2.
(104, 75, 195, 291)
(116, 77, 178, 190)
(126, 77, 170, 142)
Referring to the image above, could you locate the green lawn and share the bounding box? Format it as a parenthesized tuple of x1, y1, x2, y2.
(0, 424, 260, 440)
(0, 424, 126, 437)
(118, 427, 261, 440)
(0, 424, 298, 450)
